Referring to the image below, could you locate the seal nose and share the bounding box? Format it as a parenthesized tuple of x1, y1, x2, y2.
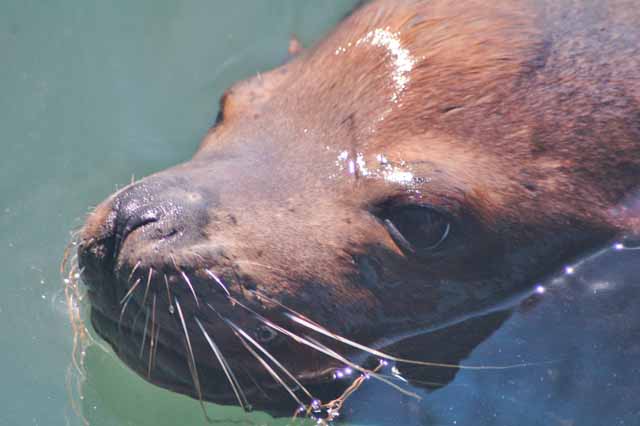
(110, 188, 162, 259)
(78, 177, 211, 274)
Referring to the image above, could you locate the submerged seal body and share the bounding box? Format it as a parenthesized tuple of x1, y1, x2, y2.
(76, 0, 640, 416)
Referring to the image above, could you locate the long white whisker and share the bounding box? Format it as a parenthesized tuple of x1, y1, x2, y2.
(142, 268, 153, 305)
(163, 274, 175, 314)
(285, 313, 537, 370)
(229, 298, 420, 399)
(253, 290, 533, 370)
(147, 294, 157, 378)
(204, 269, 231, 297)
(194, 317, 251, 412)
(170, 254, 199, 307)
(180, 271, 200, 307)
(174, 298, 204, 402)
(302, 335, 421, 399)
(226, 318, 304, 407)
(139, 306, 150, 359)
(118, 284, 139, 333)
(128, 260, 141, 282)
(224, 317, 314, 400)
(120, 278, 142, 305)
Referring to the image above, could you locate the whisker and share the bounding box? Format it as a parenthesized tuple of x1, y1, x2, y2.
(194, 317, 251, 412)
(302, 335, 421, 399)
(128, 260, 141, 283)
(147, 294, 157, 378)
(285, 312, 535, 370)
(228, 298, 419, 399)
(163, 274, 175, 314)
(225, 318, 304, 407)
(250, 289, 315, 323)
(240, 365, 271, 402)
(142, 268, 154, 305)
(139, 306, 151, 359)
(190, 251, 208, 264)
(253, 289, 532, 371)
(151, 315, 161, 373)
(174, 298, 208, 420)
(120, 278, 142, 305)
(170, 254, 199, 307)
(130, 304, 145, 335)
(204, 269, 231, 297)
(180, 270, 200, 307)
(224, 317, 314, 400)
(118, 286, 138, 334)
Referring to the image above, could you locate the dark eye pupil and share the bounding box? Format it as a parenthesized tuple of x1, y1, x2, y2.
(382, 206, 450, 253)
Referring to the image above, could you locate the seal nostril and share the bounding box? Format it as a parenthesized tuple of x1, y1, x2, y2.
(113, 210, 159, 259)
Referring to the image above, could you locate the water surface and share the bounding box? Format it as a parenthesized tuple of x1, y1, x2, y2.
(1, 2, 638, 426)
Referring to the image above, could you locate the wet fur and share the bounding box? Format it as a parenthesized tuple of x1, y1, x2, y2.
(75, 0, 640, 418)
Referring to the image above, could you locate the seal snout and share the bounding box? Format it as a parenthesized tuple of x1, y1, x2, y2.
(79, 176, 212, 281)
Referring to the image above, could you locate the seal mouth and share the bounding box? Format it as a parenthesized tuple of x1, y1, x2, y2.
(88, 294, 269, 406)
(76, 241, 359, 414)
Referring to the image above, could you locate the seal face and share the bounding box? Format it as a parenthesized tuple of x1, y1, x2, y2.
(76, 0, 640, 416)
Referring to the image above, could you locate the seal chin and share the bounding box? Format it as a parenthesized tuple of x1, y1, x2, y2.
(84, 267, 348, 415)
(89, 305, 261, 408)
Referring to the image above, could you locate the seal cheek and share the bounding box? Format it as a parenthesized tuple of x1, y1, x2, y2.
(354, 255, 380, 289)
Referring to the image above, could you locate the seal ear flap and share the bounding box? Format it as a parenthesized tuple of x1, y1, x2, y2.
(287, 35, 303, 58)
(205, 64, 292, 133)
(383, 310, 511, 391)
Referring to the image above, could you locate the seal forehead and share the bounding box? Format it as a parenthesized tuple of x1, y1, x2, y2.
(336, 27, 417, 104)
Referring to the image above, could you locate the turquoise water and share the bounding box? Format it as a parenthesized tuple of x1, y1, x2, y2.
(0, 2, 357, 425)
(3, 1, 639, 426)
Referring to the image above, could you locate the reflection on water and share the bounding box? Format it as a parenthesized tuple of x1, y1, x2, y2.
(2, 0, 638, 425)
(344, 243, 640, 426)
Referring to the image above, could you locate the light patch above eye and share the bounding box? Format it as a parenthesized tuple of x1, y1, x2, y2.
(384, 169, 414, 184)
(356, 28, 416, 103)
(334, 27, 416, 104)
(333, 150, 428, 188)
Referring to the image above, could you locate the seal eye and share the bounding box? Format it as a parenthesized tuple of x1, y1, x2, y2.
(254, 325, 278, 343)
(379, 205, 451, 254)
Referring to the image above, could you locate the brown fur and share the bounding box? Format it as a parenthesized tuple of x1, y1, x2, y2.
(76, 0, 640, 414)
(204, 0, 640, 232)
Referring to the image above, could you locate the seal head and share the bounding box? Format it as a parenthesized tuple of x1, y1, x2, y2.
(77, 0, 640, 415)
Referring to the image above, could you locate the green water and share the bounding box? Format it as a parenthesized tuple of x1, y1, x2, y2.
(5, 2, 640, 425)
(0, 2, 358, 425)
